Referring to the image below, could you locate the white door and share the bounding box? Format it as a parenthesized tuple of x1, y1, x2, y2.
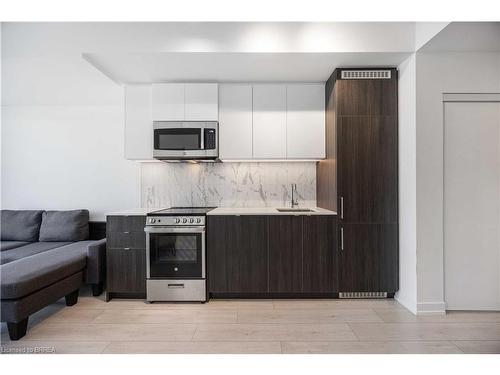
(286, 84, 325, 159)
(252, 84, 286, 159)
(152, 83, 184, 121)
(218, 84, 253, 159)
(444, 100, 500, 310)
(184, 83, 218, 121)
(124, 85, 153, 160)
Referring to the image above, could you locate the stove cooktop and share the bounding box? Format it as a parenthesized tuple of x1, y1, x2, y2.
(147, 207, 216, 216)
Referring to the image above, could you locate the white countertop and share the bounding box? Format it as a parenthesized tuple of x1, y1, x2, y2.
(106, 208, 159, 216)
(207, 207, 337, 216)
(107, 207, 337, 216)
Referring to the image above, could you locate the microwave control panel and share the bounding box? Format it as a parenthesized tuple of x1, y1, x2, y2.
(204, 128, 216, 150)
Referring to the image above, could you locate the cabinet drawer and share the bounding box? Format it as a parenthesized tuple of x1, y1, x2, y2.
(106, 247, 146, 293)
(107, 216, 146, 232)
(107, 231, 146, 249)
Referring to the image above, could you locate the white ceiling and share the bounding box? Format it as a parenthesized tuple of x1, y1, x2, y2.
(83, 52, 411, 83)
(3, 22, 416, 57)
(63, 22, 417, 84)
(50, 21, 496, 85)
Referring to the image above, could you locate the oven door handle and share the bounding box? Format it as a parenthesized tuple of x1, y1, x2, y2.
(144, 226, 205, 234)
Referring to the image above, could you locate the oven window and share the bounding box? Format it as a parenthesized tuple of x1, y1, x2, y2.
(154, 128, 201, 150)
(149, 232, 202, 278)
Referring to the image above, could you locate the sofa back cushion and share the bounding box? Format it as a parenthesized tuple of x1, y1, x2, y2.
(39, 210, 89, 241)
(0, 210, 44, 241)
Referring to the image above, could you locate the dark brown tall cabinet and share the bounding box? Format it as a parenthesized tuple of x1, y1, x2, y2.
(317, 68, 399, 295)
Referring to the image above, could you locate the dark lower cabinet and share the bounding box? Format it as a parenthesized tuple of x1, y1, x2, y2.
(208, 215, 268, 293)
(268, 216, 303, 293)
(107, 248, 147, 294)
(106, 215, 147, 300)
(208, 215, 338, 297)
(339, 223, 398, 293)
(303, 216, 337, 293)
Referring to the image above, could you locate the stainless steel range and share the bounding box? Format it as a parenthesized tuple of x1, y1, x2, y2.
(144, 207, 215, 302)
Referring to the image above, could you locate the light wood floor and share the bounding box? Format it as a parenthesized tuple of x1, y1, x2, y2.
(1, 288, 500, 354)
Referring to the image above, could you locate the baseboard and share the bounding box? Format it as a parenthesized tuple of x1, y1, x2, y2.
(394, 294, 417, 315)
(417, 301, 446, 315)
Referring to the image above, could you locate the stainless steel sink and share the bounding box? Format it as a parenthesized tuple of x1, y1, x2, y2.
(276, 208, 316, 213)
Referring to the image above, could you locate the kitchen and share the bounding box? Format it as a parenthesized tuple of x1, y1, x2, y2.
(105, 69, 398, 303)
(2, 20, 499, 357)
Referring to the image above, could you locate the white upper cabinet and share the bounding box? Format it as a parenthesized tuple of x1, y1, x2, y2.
(252, 84, 287, 159)
(125, 85, 153, 160)
(152, 83, 218, 121)
(218, 84, 253, 159)
(185, 84, 218, 121)
(286, 84, 325, 159)
(152, 83, 184, 121)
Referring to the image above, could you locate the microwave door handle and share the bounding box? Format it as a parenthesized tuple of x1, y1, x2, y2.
(200, 128, 204, 150)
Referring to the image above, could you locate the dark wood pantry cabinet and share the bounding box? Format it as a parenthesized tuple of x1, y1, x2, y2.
(317, 68, 399, 295)
(207, 214, 337, 297)
(105, 215, 147, 300)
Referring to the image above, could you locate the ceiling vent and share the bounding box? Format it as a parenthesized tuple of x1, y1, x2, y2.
(341, 70, 391, 79)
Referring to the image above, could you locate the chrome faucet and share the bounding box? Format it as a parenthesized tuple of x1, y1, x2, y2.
(291, 183, 299, 208)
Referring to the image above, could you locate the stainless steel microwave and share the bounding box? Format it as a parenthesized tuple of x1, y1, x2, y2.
(153, 121, 218, 161)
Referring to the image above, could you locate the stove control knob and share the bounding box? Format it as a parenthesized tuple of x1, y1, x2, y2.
(174, 267, 178, 272)
(149, 218, 156, 224)
(182, 218, 187, 224)
(196, 218, 201, 223)
(175, 218, 180, 224)
(189, 218, 194, 223)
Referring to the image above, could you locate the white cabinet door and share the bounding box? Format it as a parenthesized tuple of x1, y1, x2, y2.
(125, 85, 153, 160)
(185, 83, 218, 121)
(152, 83, 184, 121)
(252, 84, 286, 159)
(219, 84, 253, 159)
(286, 84, 325, 159)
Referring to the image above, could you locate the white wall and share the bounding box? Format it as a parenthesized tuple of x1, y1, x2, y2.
(395, 54, 418, 314)
(415, 51, 500, 313)
(1, 23, 140, 221)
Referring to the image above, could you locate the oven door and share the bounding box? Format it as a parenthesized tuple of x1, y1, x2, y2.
(145, 226, 205, 279)
(153, 121, 218, 159)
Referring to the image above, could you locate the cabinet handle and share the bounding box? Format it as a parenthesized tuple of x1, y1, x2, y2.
(340, 196, 344, 219)
(123, 231, 130, 234)
(340, 227, 344, 252)
(124, 247, 131, 251)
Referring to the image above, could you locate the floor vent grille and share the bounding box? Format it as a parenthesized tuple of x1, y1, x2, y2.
(341, 70, 391, 79)
(339, 292, 388, 299)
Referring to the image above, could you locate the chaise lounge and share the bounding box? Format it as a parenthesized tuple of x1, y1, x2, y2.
(0, 209, 106, 340)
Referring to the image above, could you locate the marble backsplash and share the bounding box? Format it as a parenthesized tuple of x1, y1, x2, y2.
(141, 162, 317, 209)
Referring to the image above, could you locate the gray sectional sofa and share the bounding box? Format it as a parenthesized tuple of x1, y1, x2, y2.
(1, 209, 106, 340)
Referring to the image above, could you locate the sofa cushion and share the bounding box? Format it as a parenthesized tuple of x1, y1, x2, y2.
(0, 241, 30, 252)
(0, 210, 44, 242)
(0, 242, 90, 299)
(39, 210, 89, 242)
(1, 242, 72, 265)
